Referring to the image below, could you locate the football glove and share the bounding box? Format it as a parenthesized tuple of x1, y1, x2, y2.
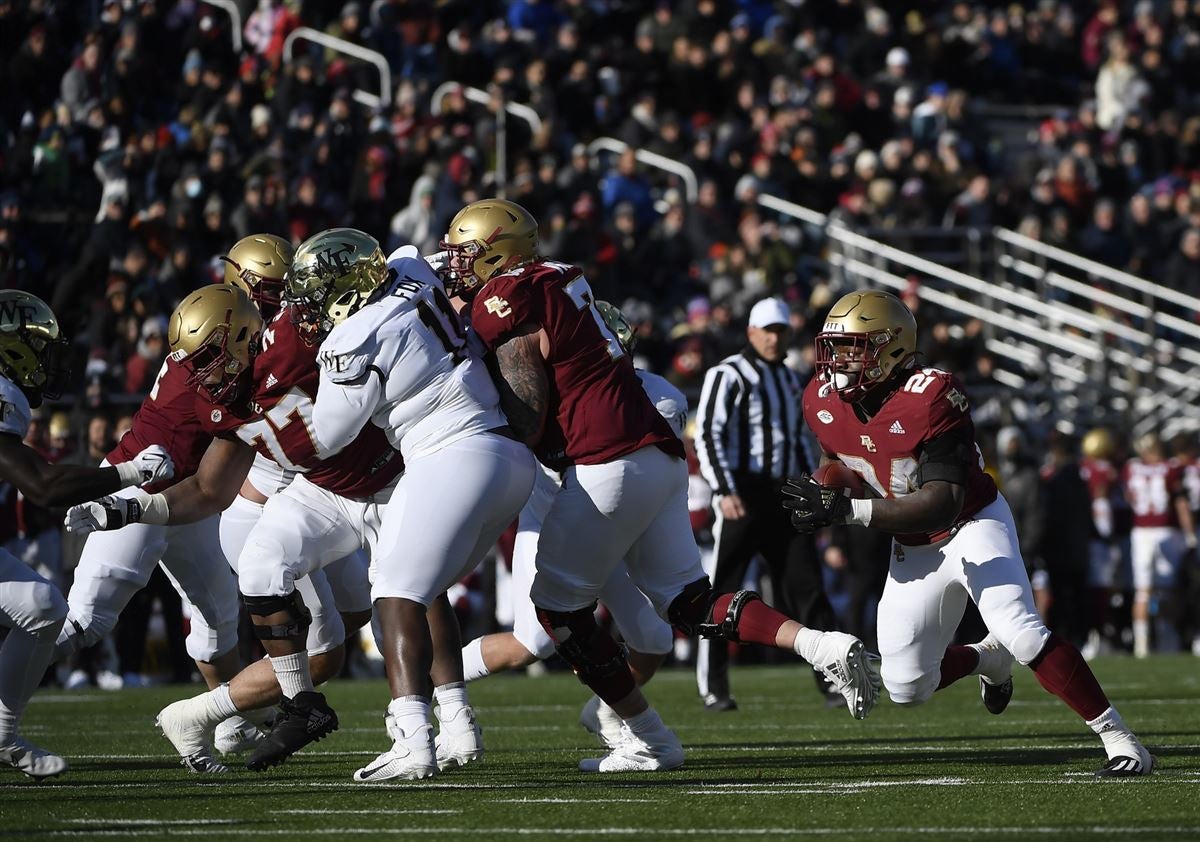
(64, 495, 144, 535)
(130, 445, 175, 486)
(782, 473, 852, 533)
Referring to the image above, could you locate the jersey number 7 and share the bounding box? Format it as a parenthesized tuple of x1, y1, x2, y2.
(564, 276, 625, 361)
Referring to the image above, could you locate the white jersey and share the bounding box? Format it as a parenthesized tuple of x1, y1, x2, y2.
(636, 370, 687, 439)
(312, 247, 506, 462)
(0, 375, 32, 439)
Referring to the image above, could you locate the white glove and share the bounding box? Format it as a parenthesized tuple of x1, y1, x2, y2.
(116, 445, 175, 488)
(64, 495, 144, 534)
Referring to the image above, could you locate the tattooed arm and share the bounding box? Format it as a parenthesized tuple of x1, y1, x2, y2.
(491, 323, 549, 446)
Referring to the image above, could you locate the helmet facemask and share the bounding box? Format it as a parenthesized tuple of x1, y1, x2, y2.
(221, 255, 285, 319)
(815, 329, 907, 402)
(176, 325, 257, 405)
(439, 231, 518, 298)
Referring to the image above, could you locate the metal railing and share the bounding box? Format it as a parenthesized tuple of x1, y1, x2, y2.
(586, 138, 698, 204)
(429, 82, 543, 136)
(282, 28, 391, 109)
(202, 0, 243, 54)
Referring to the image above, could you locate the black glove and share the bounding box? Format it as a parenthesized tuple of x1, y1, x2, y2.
(782, 473, 852, 533)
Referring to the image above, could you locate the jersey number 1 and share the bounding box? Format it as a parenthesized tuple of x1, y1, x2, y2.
(417, 287, 468, 363)
(564, 276, 624, 361)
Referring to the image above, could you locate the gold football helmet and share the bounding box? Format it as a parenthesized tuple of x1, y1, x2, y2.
(0, 290, 70, 404)
(596, 300, 635, 353)
(220, 233, 294, 318)
(285, 228, 387, 342)
(1081, 428, 1115, 461)
(168, 284, 263, 403)
(440, 198, 538, 296)
(816, 289, 917, 401)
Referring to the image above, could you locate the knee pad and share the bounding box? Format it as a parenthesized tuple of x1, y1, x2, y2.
(1009, 625, 1052, 667)
(884, 670, 939, 706)
(666, 577, 717, 636)
(536, 604, 634, 699)
(242, 591, 311, 641)
(184, 610, 240, 663)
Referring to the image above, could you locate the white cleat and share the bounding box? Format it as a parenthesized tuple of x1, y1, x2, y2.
(579, 695, 623, 749)
(96, 670, 124, 692)
(156, 698, 228, 773)
(353, 721, 437, 782)
(214, 715, 266, 756)
(433, 705, 483, 771)
(1097, 741, 1157, 778)
(0, 737, 68, 780)
(811, 631, 879, 721)
(63, 669, 91, 690)
(579, 723, 684, 773)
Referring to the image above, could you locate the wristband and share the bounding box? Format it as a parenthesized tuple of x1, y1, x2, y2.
(114, 461, 143, 488)
(848, 498, 874, 528)
(137, 492, 171, 525)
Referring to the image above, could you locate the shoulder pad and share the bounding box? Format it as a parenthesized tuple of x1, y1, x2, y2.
(317, 326, 375, 384)
(0, 376, 31, 438)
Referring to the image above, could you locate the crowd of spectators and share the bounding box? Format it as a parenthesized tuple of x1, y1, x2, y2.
(3, 0, 1200, 678)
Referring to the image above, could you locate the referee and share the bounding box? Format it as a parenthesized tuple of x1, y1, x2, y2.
(694, 297, 836, 711)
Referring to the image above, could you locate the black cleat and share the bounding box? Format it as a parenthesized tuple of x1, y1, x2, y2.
(980, 675, 1014, 715)
(246, 691, 338, 772)
(702, 693, 738, 712)
(1095, 752, 1155, 778)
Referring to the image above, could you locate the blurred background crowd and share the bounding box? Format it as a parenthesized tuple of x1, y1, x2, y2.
(1, 0, 1198, 686)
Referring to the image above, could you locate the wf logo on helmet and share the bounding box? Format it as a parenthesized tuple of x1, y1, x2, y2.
(0, 301, 38, 326)
(313, 244, 357, 275)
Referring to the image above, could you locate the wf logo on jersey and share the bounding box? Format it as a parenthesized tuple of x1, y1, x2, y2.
(860, 435, 877, 453)
(484, 296, 512, 318)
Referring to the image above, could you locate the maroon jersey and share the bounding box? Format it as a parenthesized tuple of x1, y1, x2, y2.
(803, 367, 998, 546)
(196, 308, 404, 499)
(1121, 458, 1184, 529)
(110, 357, 211, 492)
(1080, 456, 1119, 539)
(1179, 456, 1200, 515)
(470, 260, 684, 470)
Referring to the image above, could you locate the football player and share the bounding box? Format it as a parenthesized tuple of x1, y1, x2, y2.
(460, 301, 678, 750)
(0, 291, 174, 779)
(1121, 433, 1194, 656)
(1078, 428, 1123, 659)
(53, 235, 295, 756)
(67, 281, 405, 772)
(284, 231, 535, 782)
(785, 289, 1154, 777)
(442, 199, 876, 772)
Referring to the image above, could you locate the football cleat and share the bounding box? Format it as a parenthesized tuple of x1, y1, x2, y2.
(1096, 744, 1156, 778)
(214, 715, 266, 756)
(579, 695, 623, 749)
(0, 737, 68, 780)
(579, 723, 684, 773)
(246, 691, 337, 772)
(156, 698, 228, 774)
(810, 631, 879, 720)
(701, 693, 738, 713)
(433, 705, 483, 771)
(971, 634, 1015, 715)
(353, 721, 436, 782)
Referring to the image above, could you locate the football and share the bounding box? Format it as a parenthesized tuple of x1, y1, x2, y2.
(812, 461, 868, 498)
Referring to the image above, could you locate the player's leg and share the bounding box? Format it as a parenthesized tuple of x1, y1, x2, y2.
(238, 478, 363, 771)
(1129, 527, 1155, 657)
(629, 450, 877, 723)
(696, 503, 757, 711)
(0, 549, 69, 779)
(875, 540, 970, 705)
(360, 434, 534, 782)
(54, 508, 167, 663)
(1151, 529, 1183, 652)
(462, 467, 557, 681)
(580, 564, 674, 748)
(963, 496, 1154, 776)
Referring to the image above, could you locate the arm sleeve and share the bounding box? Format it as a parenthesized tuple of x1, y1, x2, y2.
(694, 365, 740, 496)
(311, 355, 383, 457)
(915, 426, 974, 487)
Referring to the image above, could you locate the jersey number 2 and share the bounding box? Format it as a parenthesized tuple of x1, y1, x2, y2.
(564, 276, 625, 361)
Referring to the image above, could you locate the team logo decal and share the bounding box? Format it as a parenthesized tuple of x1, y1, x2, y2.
(946, 388, 969, 411)
(817, 410, 834, 424)
(860, 435, 876, 453)
(211, 409, 223, 423)
(889, 420, 906, 434)
(484, 295, 512, 318)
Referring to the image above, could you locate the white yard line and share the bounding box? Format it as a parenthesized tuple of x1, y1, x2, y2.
(36, 827, 1200, 838)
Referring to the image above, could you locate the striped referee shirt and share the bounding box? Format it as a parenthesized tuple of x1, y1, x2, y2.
(695, 349, 812, 496)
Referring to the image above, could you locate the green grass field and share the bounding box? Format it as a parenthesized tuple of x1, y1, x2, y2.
(3, 657, 1198, 841)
